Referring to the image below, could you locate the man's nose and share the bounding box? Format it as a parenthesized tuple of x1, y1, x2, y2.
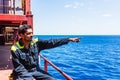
(30, 33, 33, 37)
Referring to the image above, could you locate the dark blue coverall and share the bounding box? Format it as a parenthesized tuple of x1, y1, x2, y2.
(11, 38, 70, 80)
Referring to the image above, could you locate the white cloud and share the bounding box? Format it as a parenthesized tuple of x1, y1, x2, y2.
(101, 14, 112, 17)
(65, 2, 85, 9)
(64, 4, 72, 8)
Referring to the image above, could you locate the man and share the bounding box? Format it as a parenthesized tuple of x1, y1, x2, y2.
(11, 24, 80, 80)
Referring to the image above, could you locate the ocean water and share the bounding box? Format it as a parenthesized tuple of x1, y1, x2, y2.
(34, 35, 120, 80)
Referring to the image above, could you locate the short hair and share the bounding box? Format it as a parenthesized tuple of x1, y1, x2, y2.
(18, 24, 32, 34)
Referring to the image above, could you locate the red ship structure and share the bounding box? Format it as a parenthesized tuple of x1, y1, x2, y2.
(0, 0, 72, 80)
(0, 0, 33, 45)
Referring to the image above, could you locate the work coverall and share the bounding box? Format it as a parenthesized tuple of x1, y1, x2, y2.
(11, 38, 70, 80)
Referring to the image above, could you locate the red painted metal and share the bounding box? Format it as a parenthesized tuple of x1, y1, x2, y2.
(26, 14, 33, 28)
(0, 0, 33, 44)
(0, 14, 27, 21)
(40, 54, 73, 80)
(44, 60, 48, 72)
(25, 0, 31, 15)
(0, 0, 33, 27)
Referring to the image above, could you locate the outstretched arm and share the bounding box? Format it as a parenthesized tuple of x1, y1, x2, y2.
(37, 38, 80, 50)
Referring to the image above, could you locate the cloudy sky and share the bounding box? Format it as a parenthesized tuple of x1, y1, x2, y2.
(31, 0, 120, 35)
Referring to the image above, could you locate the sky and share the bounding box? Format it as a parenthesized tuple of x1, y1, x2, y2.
(31, 0, 120, 35)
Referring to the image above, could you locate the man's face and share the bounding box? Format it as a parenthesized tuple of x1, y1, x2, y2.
(21, 28, 33, 42)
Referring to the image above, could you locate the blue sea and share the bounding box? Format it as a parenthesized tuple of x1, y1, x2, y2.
(34, 35, 120, 80)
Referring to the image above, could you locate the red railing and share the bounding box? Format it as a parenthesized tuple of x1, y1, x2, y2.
(40, 54, 73, 80)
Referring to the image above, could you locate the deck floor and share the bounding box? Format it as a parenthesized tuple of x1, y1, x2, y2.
(0, 70, 12, 80)
(0, 45, 13, 80)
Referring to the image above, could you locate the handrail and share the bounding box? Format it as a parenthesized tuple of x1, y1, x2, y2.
(40, 54, 73, 80)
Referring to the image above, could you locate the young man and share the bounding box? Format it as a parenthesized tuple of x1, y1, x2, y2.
(11, 24, 80, 80)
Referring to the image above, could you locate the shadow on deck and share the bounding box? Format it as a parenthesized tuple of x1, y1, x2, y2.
(0, 45, 13, 80)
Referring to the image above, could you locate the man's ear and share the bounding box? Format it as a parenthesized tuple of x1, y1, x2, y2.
(19, 33, 23, 38)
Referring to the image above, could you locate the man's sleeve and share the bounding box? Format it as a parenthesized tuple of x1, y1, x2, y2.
(11, 46, 29, 75)
(37, 38, 70, 50)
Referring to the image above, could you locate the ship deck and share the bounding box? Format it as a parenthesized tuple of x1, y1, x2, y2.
(0, 45, 13, 80)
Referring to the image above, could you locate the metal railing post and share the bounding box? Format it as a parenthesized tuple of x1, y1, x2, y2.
(44, 60, 48, 72)
(40, 54, 73, 80)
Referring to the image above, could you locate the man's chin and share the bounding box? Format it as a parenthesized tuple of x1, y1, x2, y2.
(26, 39, 32, 42)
